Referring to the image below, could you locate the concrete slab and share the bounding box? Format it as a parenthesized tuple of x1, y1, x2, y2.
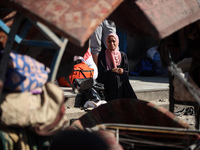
(129, 76, 169, 101)
(62, 76, 172, 125)
(61, 76, 170, 106)
(129, 76, 169, 92)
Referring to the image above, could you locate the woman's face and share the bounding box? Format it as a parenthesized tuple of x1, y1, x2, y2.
(107, 36, 117, 51)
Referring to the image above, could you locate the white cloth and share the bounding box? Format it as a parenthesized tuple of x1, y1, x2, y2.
(84, 100, 107, 109)
(147, 46, 158, 59)
(85, 56, 98, 79)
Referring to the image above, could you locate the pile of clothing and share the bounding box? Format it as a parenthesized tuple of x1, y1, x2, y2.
(0, 51, 68, 150)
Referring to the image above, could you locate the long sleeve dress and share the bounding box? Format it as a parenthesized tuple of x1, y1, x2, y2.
(97, 50, 137, 101)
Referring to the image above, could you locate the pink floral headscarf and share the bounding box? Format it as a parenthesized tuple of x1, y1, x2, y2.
(105, 33, 121, 70)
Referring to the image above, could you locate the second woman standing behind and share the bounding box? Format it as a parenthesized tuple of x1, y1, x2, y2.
(97, 33, 137, 101)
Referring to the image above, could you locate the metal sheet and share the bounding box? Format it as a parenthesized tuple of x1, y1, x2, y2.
(2, 0, 200, 45)
(110, 0, 200, 39)
(1, 0, 123, 47)
(74, 99, 190, 128)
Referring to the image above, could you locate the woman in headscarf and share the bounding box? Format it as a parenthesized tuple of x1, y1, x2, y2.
(97, 33, 137, 101)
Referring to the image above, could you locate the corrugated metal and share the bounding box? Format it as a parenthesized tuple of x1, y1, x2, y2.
(69, 99, 200, 149)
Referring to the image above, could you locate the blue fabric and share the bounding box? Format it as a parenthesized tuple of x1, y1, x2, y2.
(3, 52, 50, 92)
(130, 57, 156, 76)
